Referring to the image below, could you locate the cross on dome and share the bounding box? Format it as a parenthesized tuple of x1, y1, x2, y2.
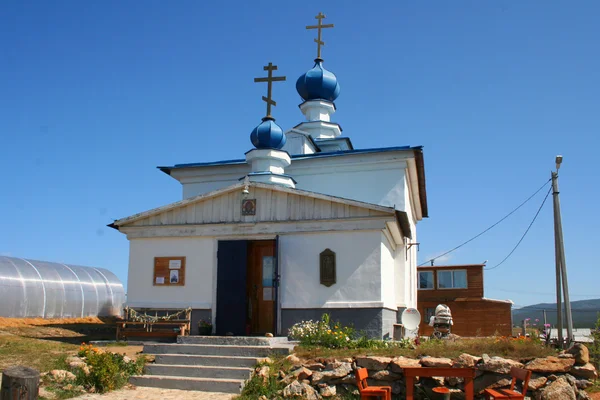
(253, 62, 286, 120)
(306, 12, 334, 61)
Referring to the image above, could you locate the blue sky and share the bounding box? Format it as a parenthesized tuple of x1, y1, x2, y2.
(1, 1, 598, 308)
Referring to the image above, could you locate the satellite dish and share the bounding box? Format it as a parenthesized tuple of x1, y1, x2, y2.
(401, 308, 421, 331)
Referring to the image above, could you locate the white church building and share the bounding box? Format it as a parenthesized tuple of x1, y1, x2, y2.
(110, 17, 428, 339)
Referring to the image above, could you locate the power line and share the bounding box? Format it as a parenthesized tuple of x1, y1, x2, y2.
(485, 186, 552, 271)
(418, 178, 552, 267)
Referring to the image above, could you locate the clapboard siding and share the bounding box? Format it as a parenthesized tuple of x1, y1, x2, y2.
(129, 187, 391, 227)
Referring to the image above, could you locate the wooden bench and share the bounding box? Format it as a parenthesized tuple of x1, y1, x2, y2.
(116, 307, 191, 340)
(403, 367, 476, 400)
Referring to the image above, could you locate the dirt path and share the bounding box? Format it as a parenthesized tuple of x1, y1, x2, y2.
(73, 386, 235, 400)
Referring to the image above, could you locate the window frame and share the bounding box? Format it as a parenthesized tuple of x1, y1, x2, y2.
(436, 269, 468, 290)
(418, 271, 435, 290)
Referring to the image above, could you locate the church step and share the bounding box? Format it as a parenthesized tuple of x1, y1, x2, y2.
(177, 335, 289, 347)
(145, 364, 253, 380)
(154, 354, 262, 368)
(144, 343, 289, 357)
(129, 375, 243, 393)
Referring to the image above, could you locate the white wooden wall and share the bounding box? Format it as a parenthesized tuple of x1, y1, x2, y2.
(129, 187, 391, 227)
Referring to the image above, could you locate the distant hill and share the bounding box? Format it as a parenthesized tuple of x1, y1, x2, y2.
(512, 298, 600, 328)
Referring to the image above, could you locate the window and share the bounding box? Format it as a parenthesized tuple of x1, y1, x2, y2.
(437, 270, 467, 289)
(418, 271, 434, 289)
(424, 307, 435, 323)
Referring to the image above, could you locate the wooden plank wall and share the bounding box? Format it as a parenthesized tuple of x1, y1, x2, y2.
(130, 187, 390, 226)
(418, 266, 484, 301)
(418, 300, 512, 337)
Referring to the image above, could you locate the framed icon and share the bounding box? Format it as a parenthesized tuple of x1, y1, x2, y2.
(241, 199, 256, 216)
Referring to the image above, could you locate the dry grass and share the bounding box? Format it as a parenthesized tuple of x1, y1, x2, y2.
(0, 316, 107, 327)
(294, 337, 557, 362)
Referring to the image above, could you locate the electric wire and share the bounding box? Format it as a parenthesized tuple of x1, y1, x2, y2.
(418, 178, 552, 267)
(485, 186, 552, 270)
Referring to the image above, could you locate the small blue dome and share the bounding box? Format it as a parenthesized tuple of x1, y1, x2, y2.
(296, 59, 340, 102)
(250, 118, 286, 149)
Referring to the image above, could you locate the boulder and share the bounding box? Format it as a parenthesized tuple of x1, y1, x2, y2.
(453, 353, 481, 368)
(283, 381, 320, 399)
(538, 377, 576, 400)
(318, 384, 336, 397)
(566, 344, 590, 366)
(577, 391, 591, 400)
(473, 373, 512, 394)
(369, 370, 402, 381)
(528, 374, 548, 391)
(420, 356, 453, 368)
(479, 356, 523, 374)
(49, 370, 76, 382)
(389, 356, 421, 373)
(391, 380, 406, 395)
(286, 355, 301, 365)
(570, 363, 598, 380)
(355, 356, 391, 371)
(575, 379, 593, 390)
(311, 363, 352, 384)
(305, 362, 325, 371)
(526, 356, 575, 373)
(292, 367, 312, 380)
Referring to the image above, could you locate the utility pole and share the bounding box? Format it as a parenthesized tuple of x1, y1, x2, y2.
(552, 155, 574, 348)
(543, 309, 547, 326)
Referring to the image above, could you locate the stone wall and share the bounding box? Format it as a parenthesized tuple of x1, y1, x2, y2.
(270, 344, 596, 399)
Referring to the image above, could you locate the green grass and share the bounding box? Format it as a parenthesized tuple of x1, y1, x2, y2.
(294, 337, 557, 361)
(0, 335, 78, 371)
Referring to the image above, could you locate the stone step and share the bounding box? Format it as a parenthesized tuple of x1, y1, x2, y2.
(154, 354, 262, 368)
(130, 375, 243, 393)
(144, 343, 289, 357)
(145, 364, 253, 380)
(178, 336, 289, 347)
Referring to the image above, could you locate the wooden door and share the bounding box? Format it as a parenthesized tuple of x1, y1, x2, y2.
(216, 241, 248, 336)
(246, 240, 276, 335)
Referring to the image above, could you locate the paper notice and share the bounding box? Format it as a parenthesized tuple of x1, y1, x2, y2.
(156, 277, 165, 284)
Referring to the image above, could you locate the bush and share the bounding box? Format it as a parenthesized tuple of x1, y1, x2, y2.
(76, 343, 146, 393)
(288, 313, 413, 350)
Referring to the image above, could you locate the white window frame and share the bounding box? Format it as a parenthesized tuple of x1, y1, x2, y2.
(418, 271, 435, 290)
(437, 269, 468, 290)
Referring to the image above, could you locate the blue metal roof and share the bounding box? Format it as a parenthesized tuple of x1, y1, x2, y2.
(158, 145, 420, 173)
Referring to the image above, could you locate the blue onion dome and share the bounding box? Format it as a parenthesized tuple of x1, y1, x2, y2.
(296, 59, 341, 102)
(250, 117, 286, 149)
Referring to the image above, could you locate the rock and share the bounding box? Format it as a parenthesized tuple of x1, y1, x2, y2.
(65, 356, 82, 364)
(479, 356, 523, 374)
(391, 380, 405, 395)
(356, 356, 392, 371)
(570, 363, 598, 380)
(526, 356, 575, 373)
(305, 362, 325, 371)
(292, 367, 313, 380)
(547, 374, 558, 381)
(369, 370, 402, 381)
(577, 391, 591, 400)
(446, 376, 463, 387)
(575, 379, 593, 390)
(319, 384, 336, 397)
(539, 377, 576, 400)
(473, 373, 512, 394)
(257, 366, 270, 383)
(324, 361, 344, 370)
(565, 373, 577, 387)
(339, 357, 353, 363)
(311, 363, 352, 384)
(38, 387, 57, 399)
(286, 355, 301, 365)
(566, 344, 590, 366)
(265, 332, 274, 337)
(282, 380, 320, 399)
(49, 369, 76, 382)
(258, 396, 268, 400)
(389, 356, 421, 373)
(329, 373, 356, 385)
(453, 353, 481, 368)
(122, 356, 132, 363)
(420, 356, 453, 368)
(528, 374, 549, 391)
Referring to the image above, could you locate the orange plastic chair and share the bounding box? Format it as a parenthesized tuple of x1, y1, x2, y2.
(355, 367, 392, 400)
(483, 366, 532, 400)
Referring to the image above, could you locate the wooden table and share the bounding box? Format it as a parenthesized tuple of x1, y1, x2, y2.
(403, 367, 476, 400)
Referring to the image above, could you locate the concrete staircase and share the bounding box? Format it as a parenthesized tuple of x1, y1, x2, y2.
(130, 336, 292, 394)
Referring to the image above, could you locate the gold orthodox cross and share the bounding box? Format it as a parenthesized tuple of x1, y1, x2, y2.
(306, 12, 334, 60)
(254, 62, 286, 119)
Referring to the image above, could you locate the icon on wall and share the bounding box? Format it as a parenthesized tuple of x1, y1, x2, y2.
(241, 199, 257, 216)
(170, 270, 179, 284)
